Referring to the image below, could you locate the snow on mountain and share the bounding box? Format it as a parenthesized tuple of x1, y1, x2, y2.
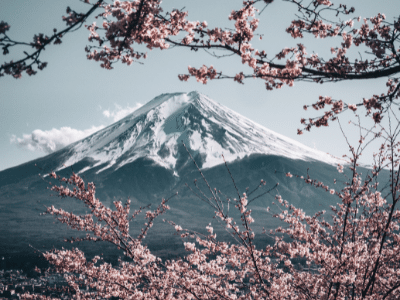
(58, 91, 342, 174)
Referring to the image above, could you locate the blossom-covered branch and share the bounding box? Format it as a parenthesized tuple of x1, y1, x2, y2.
(2, 0, 400, 129)
(0, 1, 104, 78)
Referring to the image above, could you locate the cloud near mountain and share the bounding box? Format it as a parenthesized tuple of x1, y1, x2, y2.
(10, 125, 105, 154)
(103, 102, 143, 122)
(10, 103, 143, 154)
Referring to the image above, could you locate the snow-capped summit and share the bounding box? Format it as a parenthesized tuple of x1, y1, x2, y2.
(58, 91, 340, 174)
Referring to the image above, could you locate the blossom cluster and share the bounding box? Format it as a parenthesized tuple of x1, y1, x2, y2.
(20, 120, 400, 299)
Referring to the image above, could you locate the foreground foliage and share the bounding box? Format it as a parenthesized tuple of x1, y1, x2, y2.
(20, 116, 400, 299)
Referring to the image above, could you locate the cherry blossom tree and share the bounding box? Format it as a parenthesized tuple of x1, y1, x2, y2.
(20, 114, 400, 299)
(4, 0, 400, 298)
(1, 0, 400, 130)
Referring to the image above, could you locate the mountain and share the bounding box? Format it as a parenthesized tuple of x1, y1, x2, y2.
(0, 91, 363, 271)
(46, 91, 342, 175)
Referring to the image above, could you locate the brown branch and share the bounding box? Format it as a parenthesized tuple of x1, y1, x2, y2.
(0, 0, 104, 77)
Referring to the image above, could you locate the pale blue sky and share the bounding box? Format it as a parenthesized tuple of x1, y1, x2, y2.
(1, 0, 398, 171)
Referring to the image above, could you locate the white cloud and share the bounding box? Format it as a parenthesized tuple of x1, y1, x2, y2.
(11, 103, 142, 154)
(10, 125, 105, 154)
(103, 103, 143, 122)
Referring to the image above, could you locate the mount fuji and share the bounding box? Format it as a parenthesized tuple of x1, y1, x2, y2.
(0, 91, 351, 271)
(51, 91, 340, 175)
